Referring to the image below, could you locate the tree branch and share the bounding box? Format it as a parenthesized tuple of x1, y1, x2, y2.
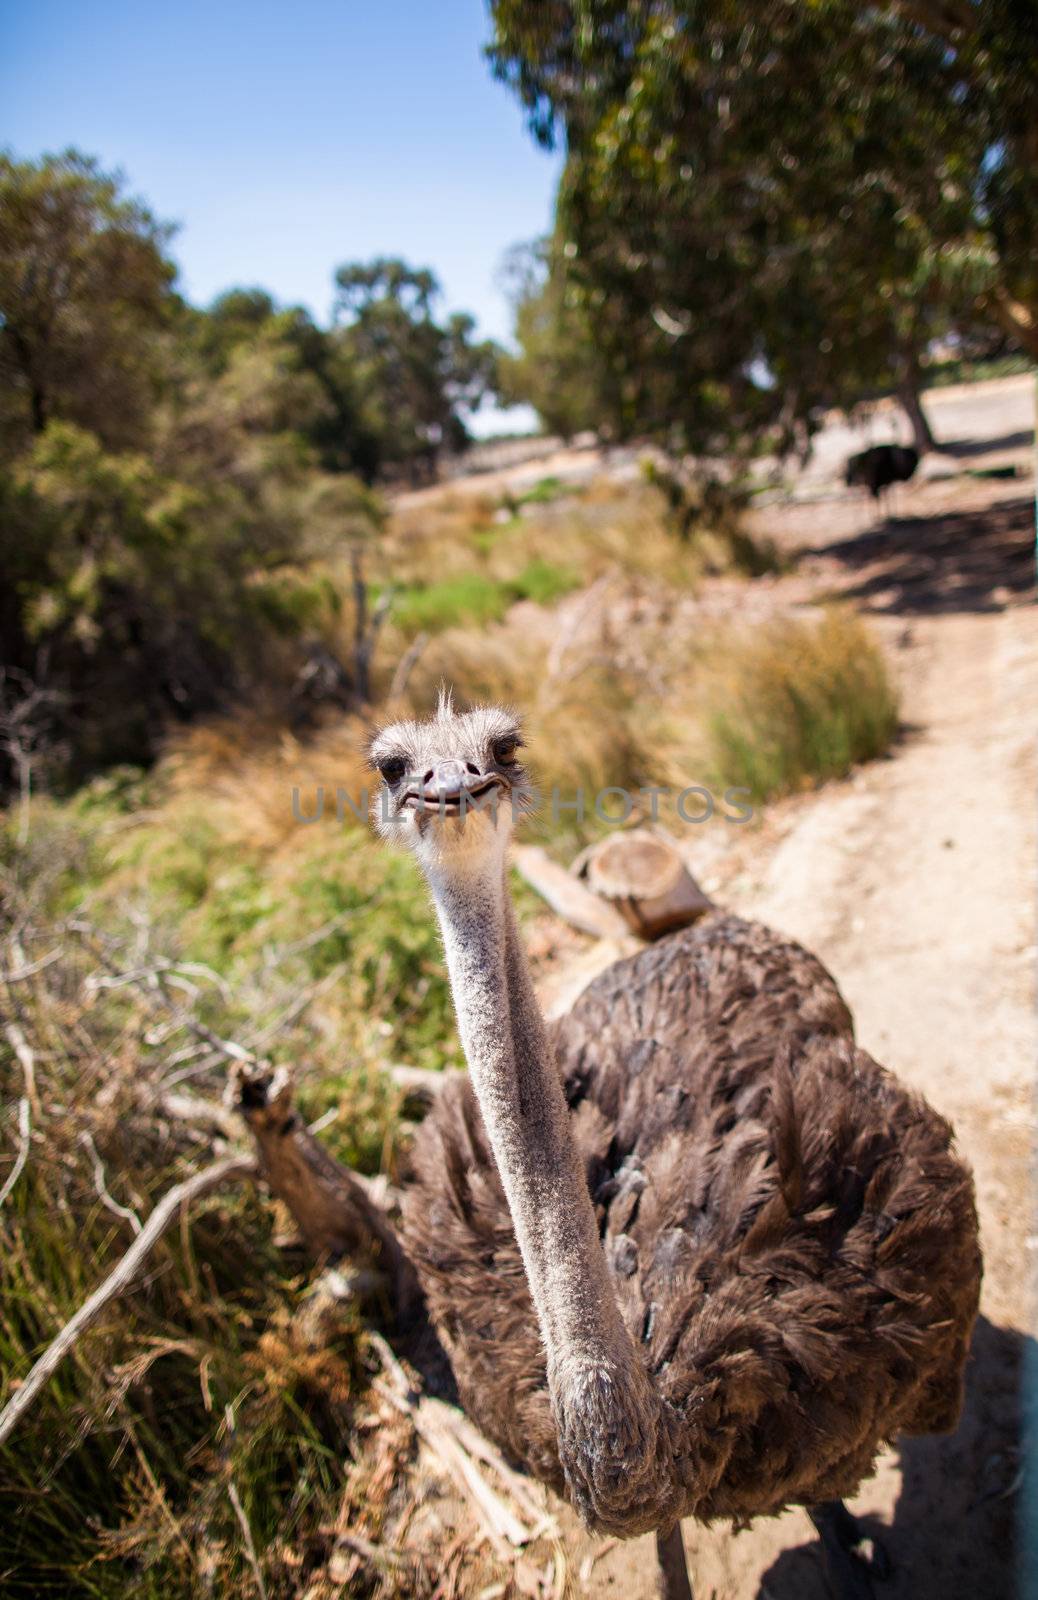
(0, 1096, 31, 1211)
(233, 1063, 421, 1316)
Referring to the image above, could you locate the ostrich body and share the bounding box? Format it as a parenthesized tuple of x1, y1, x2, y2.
(845, 444, 919, 502)
(368, 700, 981, 1596)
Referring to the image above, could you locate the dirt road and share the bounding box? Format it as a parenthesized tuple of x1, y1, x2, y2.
(548, 461, 1037, 1597)
(414, 371, 1035, 504)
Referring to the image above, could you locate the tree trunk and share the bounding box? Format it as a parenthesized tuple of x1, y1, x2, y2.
(898, 380, 936, 455)
(986, 288, 1038, 362)
(30, 384, 47, 435)
(351, 547, 370, 704)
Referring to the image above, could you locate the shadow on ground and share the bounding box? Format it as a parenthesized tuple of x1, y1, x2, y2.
(812, 496, 1035, 614)
(937, 431, 1034, 459)
(756, 1315, 1027, 1600)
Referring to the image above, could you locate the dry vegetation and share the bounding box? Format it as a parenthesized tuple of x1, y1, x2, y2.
(0, 471, 901, 1597)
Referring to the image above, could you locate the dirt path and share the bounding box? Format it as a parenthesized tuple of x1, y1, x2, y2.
(411, 371, 1034, 505)
(551, 480, 1036, 1598)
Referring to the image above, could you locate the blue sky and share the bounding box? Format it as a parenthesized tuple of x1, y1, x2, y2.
(2, 1, 563, 425)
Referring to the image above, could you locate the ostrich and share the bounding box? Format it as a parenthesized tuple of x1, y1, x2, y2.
(845, 444, 919, 514)
(361, 696, 980, 1600)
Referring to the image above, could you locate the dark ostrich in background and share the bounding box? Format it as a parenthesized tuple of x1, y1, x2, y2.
(845, 444, 920, 513)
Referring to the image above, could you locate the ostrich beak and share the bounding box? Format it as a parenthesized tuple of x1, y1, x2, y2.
(403, 761, 504, 815)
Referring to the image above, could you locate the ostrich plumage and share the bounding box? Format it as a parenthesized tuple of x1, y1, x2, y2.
(404, 912, 980, 1533)
(365, 698, 982, 1594)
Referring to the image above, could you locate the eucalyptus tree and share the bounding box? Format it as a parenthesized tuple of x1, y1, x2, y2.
(488, 0, 1036, 455)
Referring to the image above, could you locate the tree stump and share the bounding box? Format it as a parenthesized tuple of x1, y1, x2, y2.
(576, 829, 714, 940)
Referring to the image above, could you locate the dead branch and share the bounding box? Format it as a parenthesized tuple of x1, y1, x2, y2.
(369, 1333, 556, 1557)
(0, 1016, 39, 1211)
(0, 1094, 31, 1211)
(79, 1130, 143, 1235)
(388, 630, 430, 701)
(511, 846, 631, 940)
(0, 1153, 256, 1448)
(0, 949, 61, 983)
(233, 1062, 420, 1316)
(389, 1063, 459, 1103)
(3, 1020, 40, 1114)
(159, 1091, 243, 1142)
(373, 1386, 521, 1561)
(579, 1538, 619, 1586)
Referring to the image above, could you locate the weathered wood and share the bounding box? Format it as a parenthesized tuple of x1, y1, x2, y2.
(233, 1062, 420, 1316)
(390, 1063, 459, 1103)
(512, 845, 631, 939)
(577, 830, 714, 940)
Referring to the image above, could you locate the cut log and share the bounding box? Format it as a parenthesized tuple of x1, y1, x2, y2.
(577, 830, 714, 940)
(511, 846, 630, 939)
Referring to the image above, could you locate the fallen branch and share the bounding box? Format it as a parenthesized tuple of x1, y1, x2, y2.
(233, 1062, 420, 1315)
(333, 1529, 410, 1572)
(388, 630, 430, 701)
(0, 1017, 39, 1211)
(3, 1020, 39, 1115)
(0, 948, 61, 983)
(512, 846, 631, 940)
(579, 1538, 619, 1586)
(0, 1094, 30, 1211)
(159, 1091, 243, 1142)
(0, 1153, 256, 1448)
(389, 1063, 459, 1103)
(368, 1332, 556, 1559)
(79, 1130, 143, 1235)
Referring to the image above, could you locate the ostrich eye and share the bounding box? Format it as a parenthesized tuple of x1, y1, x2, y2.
(492, 736, 520, 766)
(378, 756, 406, 785)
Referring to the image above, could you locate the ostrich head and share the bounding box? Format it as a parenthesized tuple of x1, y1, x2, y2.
(368, 690, 531, 878)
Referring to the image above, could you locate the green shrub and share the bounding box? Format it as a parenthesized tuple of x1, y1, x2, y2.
(508, 558, 579, 606)
(391, 571, 509, 632)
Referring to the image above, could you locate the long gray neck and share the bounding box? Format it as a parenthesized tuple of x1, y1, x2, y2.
(428, 856, 669, 1529)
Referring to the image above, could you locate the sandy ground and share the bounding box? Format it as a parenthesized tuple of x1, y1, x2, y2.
(396, 381, 1036, 1599)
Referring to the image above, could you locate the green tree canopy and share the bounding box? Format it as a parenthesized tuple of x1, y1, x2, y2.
(487, 1, 1037, 454)
(333, 257, 502, 478)
(0, 158, 506, 785)
(0, 150, 177, 455)
(497, 237, 608, 439)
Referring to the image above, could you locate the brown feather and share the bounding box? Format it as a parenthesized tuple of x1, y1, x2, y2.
(402, 911, 981, 1526)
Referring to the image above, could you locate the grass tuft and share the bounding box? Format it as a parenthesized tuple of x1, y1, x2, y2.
(698, 609, 900, 801)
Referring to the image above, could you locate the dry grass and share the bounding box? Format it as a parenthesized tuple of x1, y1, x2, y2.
(693, 608, 901, 801)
